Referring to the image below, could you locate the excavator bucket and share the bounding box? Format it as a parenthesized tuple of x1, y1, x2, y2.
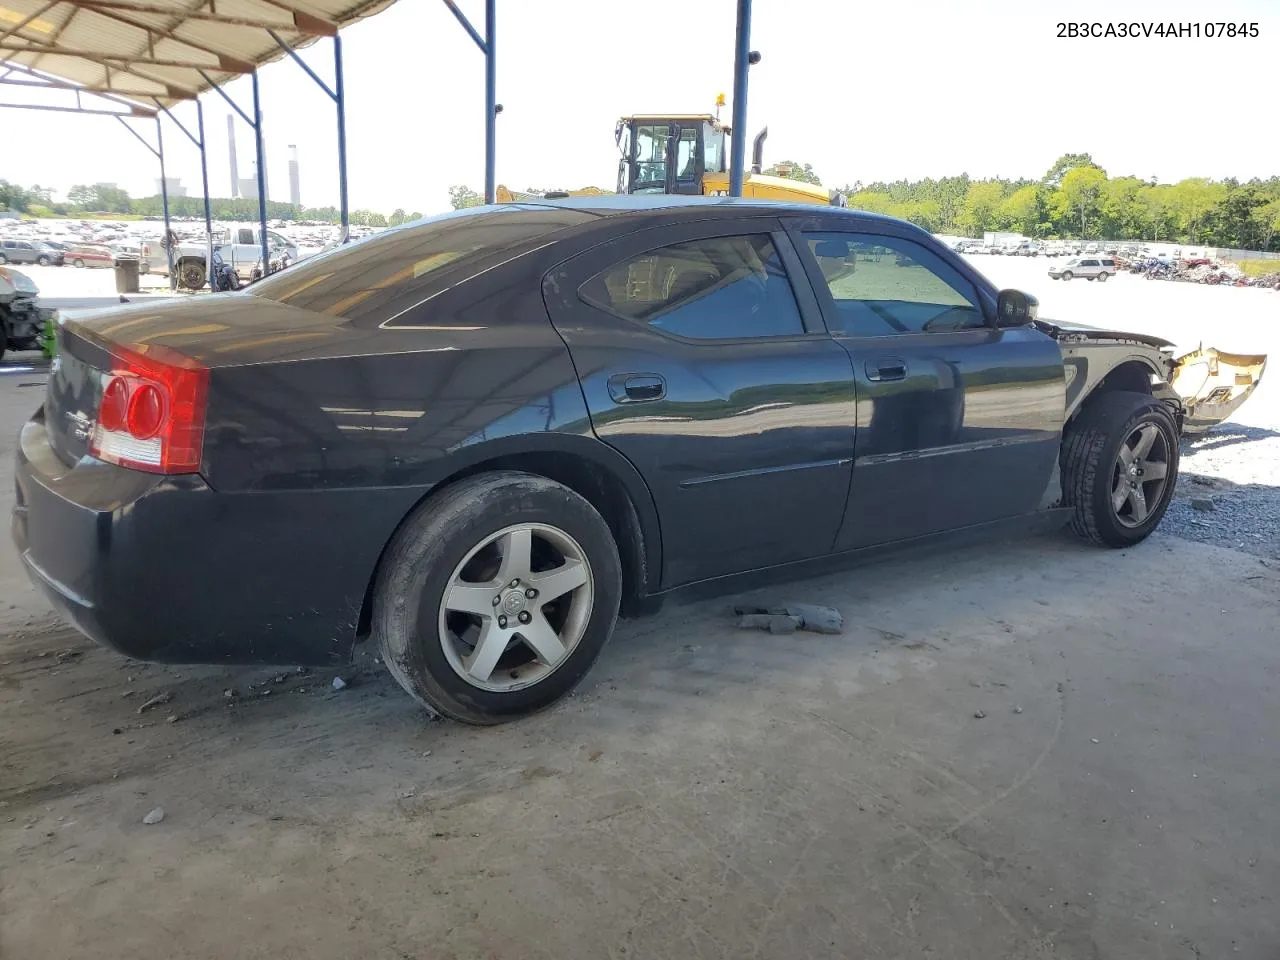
(1170, 347, 1268, 435)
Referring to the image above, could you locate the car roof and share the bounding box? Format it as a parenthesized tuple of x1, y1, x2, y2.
(467, 195, 906, 227)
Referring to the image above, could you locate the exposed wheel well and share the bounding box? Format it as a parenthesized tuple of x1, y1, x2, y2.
(354, 452, 656, 642)
(1072, 359, 1184, 432)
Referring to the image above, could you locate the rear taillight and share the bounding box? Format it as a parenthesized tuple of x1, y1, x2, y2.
(89, 343, 208, 474)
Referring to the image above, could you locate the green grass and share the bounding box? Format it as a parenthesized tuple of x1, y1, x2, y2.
(1234, 259, 1280, 278)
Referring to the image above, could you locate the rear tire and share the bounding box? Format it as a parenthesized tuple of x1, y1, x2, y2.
(180, 260, 207, 290)
(1097, 271, 1109, 282)
(374, 471, 622, 724)
(1061, 391, 1180, 548)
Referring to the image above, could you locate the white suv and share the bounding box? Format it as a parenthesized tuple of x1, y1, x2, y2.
(1049, 257, 1117, 281)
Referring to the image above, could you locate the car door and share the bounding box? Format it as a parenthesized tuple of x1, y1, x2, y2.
(785, 217, 1065, 550)
(543, 217, 857, 588)
(231, 228, 257, 278)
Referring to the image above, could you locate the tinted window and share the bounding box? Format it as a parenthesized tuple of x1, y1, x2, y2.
(580, 234, 805, 340)
(1100, 259, 1115, 267)
(802, 232, 984, 336)
(1081, 259, 1099, 267)
(250, 206, 591, 325)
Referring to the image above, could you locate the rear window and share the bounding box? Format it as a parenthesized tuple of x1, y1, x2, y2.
(249, 206, 591, 325)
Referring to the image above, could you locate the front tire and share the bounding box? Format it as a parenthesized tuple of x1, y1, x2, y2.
(1062, 391, 1180, 547)
(37, 255, 50, 266)
(374, 471, 622, 724)
(1061, 270, 1073, 280)
(74, 258, 85, 268)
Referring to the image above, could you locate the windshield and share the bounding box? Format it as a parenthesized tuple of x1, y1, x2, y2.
(249, 206, 592, 325)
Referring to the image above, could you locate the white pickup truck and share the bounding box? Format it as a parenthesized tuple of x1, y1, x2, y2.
(141, 225, 299, 290)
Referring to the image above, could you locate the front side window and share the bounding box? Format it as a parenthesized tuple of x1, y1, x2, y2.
(633, 124, 670, 193)
(803, 232, 985, 337)
(703, 123, 726, 173)
(580, 234, 805, 341)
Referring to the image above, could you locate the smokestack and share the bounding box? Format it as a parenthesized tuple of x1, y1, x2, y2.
(227, 114, 239, 198)
(288, 144, 300, 208)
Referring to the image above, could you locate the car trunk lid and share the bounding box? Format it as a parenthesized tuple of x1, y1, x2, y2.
(42, 295, 351, 467)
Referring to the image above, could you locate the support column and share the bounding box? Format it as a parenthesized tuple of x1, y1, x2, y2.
(251, 69, 270, 275)
(334, 34, 350, 242)
(196, 99, 214, 291)
(156, 116, 175, 286)
(728, 0, 752, 197)
(483, 0, 496, 204)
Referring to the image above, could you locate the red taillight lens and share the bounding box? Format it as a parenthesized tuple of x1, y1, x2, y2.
(126, 382, 165, 439)
(99, 376, 129, 432)
(89, 343, 208, 474)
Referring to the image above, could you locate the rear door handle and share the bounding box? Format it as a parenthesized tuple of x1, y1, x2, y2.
(608, 373, 666, 403)
(865, 358, 907, 382)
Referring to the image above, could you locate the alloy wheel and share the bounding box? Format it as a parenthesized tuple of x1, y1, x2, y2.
(1111, 422, 1170, 528)
(437, 522, 594, 692)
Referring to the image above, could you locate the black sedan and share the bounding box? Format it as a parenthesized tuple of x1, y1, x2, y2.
(13, 198, 1197, 723)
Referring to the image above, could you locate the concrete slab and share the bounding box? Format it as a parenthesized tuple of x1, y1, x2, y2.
(2, 369, 1279, 959)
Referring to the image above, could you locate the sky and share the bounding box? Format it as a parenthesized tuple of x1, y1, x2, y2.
(3, 0, 1277, 215)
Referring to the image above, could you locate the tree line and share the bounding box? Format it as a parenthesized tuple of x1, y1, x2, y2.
(450, 153, 1280, 251)
(2, 179, 422, 228)
(830, 153, 1280, 249)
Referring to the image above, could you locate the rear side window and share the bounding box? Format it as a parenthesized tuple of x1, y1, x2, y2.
(250, 207, 591, 325)
(579, 234, 804, 340)
(1100, 259, 1115, 267)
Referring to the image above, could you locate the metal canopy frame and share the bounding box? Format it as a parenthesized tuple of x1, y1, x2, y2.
(0, 0, 761, 298)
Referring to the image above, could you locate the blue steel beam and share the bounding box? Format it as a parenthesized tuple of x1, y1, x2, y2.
(484, 0, 495, 203)
(251, 70, 270, 275)
(197, 99, 213, 290)
(334, 34, 349, 240)
(156, 116, 175, 286)
(442, 0, 486, 53)
(267, 27, 349, 240)
(728, 0, 752, 197)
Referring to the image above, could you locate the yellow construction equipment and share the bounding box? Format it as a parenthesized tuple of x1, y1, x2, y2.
(496, 98, 845, 207)
(612, 111, 845, 206)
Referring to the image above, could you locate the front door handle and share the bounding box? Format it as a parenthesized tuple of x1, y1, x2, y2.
(866, 358, 907, 382)
(608, 373, 666, 403)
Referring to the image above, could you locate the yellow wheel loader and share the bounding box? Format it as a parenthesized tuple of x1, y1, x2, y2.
(612, 113, 846, 206)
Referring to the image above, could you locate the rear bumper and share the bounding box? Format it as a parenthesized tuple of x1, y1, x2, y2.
(12, 414, 417, 666)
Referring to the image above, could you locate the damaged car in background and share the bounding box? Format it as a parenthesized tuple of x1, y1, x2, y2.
(1, 265, 54, 362)
(11, 199, 1268, 724)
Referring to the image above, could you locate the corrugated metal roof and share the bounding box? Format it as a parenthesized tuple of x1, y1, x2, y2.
(0, 0, 398, 110)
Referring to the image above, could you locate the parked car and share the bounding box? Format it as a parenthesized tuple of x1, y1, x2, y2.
(1082, 243, 1100, 255)
(0, 239, 64, 267)
(12, 199, 1267, 724)
(1, 265, 53, 361)
(66, 244, 115, 268)
(1049, 257, 1117, 281)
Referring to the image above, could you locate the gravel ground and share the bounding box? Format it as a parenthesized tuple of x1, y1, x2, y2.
(968, 255, 1279, 563)
(1162, 427, 1280, 560)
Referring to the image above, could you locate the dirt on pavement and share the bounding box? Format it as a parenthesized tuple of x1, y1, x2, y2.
(3, 268, 1280, 960)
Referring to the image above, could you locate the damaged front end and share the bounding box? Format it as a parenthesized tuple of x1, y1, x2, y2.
(1169, 347, 1268, 435)
(1037, 319, 1267, 435)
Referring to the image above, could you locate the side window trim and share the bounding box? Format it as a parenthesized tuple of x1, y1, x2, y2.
(572, 221, 827, 343)
(785, 221, 992, 339)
